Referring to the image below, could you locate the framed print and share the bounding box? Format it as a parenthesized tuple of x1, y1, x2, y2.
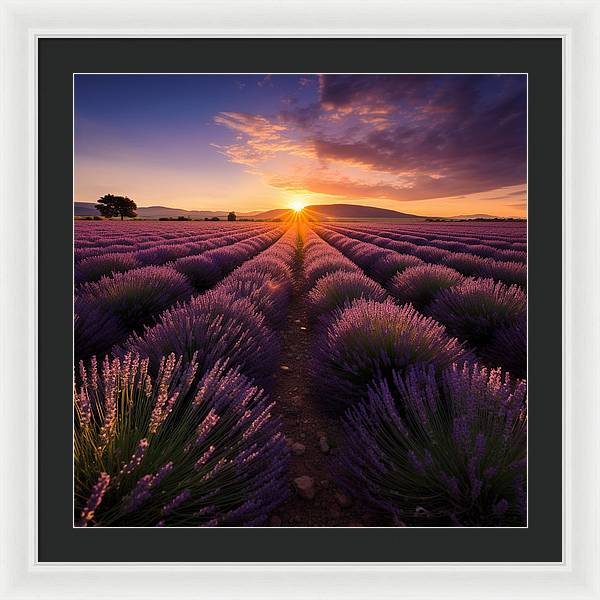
(1, 1, 599, 599)
(71, 69, 529, 532)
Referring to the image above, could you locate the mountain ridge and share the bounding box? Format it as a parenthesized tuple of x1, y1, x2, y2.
(448, 213, 503, 220)
(248, 203, 424, 220)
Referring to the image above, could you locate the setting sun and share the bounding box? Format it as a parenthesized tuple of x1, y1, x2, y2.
(290, 200, 305, 213)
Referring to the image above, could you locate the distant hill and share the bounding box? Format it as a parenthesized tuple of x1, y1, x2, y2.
(448, 213, 501, 220)
(252, 203, 423, 221)
(74, 202, 102, 217)
(74, 202, 254, 220)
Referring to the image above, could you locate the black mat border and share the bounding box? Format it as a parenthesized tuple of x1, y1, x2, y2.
(38, 37, 562, 563)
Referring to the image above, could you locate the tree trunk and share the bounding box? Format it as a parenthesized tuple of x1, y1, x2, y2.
(120, 214, 123, 220)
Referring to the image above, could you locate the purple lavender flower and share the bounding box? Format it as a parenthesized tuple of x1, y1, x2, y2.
(122, 462, 174, 514)
(429, 277, 526, 349)
(313, 299, 470, 411)
(75, 265, 193, 361)
(495, 249, 526, 264)
(75, 252, 141, 286)
(307, 271, 387, 318)
(75, 353, 289, 527)
(118, 439, 149, 477)
(371, 253, 425, 284)
(338, 362, 527, 526)
(413, 245, 451, 264)
(388, 264, 465, 310)
(77, 472, 110, 527)
(136, 244, 197, 266)
(442, 252, 492, 277)
(236, 256, 293, 282)
(161, 489, 192, 516)
(74, 385, 91, 428)
(174, 255, 223, 290)
(482, 260, 527, 289)
(217, 272, 291, 326)
(121, 288, 278, 386)
(304, 256, 359, 289)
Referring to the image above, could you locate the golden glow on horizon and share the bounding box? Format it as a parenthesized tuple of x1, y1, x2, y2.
(289, 199, 306, 213)
(75, 165, 526, 218)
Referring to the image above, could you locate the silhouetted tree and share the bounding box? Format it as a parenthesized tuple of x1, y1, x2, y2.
(211, 217, 220, 221)
(227, 212, 237, 221)
(95, 194, 137, 220)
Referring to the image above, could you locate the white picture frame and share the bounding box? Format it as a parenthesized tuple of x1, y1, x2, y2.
(1, 0, 598, 598)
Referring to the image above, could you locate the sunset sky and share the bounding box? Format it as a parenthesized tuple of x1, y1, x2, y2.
(74, 74, 527, 217)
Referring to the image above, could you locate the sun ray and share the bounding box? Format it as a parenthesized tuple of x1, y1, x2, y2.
(289, 199, 306, 213)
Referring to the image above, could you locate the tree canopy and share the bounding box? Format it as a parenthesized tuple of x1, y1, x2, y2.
(227, 212, 237, 221)
(95, 194, 137, 220)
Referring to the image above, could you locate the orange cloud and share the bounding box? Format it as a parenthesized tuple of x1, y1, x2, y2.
(213, 75, 527, 212)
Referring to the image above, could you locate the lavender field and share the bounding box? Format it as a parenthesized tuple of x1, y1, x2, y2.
(74, 218, 527, 528)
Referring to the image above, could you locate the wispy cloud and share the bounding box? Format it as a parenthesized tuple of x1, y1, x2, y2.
(214, 74, 527, 204)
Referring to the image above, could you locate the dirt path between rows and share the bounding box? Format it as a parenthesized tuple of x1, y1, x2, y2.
(268, 240, 386, 527)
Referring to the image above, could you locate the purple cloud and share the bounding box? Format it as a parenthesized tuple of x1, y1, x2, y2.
(215, 74, 527, 203)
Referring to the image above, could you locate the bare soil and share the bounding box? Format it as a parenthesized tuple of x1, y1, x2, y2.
(268, 244, 388, 527)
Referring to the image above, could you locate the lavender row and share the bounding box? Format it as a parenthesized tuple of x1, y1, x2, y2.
(316, 224, 526, 290)
(352, 220, 526, 243)
(75, 224, 266, 257)
(75, 219, 268, 246)
(75, 228, 300, 527)
(76, 227, 284, 287)
(75, 223, 279, 267)
(329, 222, 526, 248)
(303, 227, 527, 526)
(321, 223, 527, 266)
(313, 225, 526, 378)
(75, 221, 266, 252)
(75, 228, 285, 363)
(302, 227, 465, 410)
(302, 226, 387, 322)
(120, 226, 299, 383)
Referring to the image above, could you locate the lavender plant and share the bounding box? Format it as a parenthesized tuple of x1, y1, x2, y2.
(388, 264, 465, 311)
(412, 246, 450, 264)
(304, 256, 359, 289)
(429, 277, 526, 349)
(121, 288, 278, 386)
(442, 252, 492, 276)
(495, 249, 526, 263)
(339, 362, 527, 526)
(235, 256, 293, 283)
(483, 260, 527, 289)
(75, 252, 141, 286)
(313, 299, 469, 411)
(174, 255, 223, 291)
(136, 244, 196, 266)
(75, 266, 193, 361)
(307, 271, 387, 319)
(75, 353, 289, 527)
(371, 252, 425, 284)
(217, 272, 291, 326)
